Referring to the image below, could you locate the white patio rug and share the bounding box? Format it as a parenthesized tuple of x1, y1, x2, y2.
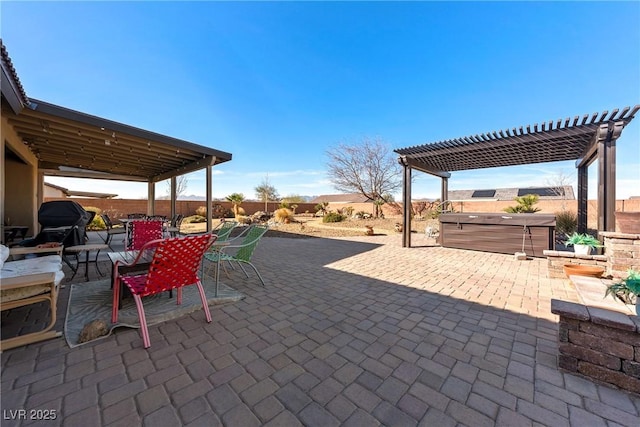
(65, 278, 244, 348)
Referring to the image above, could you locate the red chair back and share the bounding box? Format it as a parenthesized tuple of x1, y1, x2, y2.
(130, 220, 164, 250)
(137, 233, 217, 297)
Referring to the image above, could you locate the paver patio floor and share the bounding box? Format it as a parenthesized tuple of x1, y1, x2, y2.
(2, 232, 639, 426)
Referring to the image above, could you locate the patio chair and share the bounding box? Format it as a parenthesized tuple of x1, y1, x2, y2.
(212, 219, 238, 242)
(165, 214, 184, 238)
(129, 220, 164, 250)
(111, 233, 217, 348)
(204, 224, 268, 296)
(100, 214, 126, 249)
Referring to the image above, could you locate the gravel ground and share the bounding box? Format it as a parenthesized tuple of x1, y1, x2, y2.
(85, 216, 439, 242)
(181, 215, 440, 239)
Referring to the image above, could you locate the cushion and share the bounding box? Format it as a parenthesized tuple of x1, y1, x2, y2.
(0, 255, 62, 279)
(0, 244, 9, 269)
(0, 255, 64, 303)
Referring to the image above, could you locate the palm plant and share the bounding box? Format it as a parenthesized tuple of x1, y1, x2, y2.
(225, 193, 245, 217)
(504, 194, 541, 213)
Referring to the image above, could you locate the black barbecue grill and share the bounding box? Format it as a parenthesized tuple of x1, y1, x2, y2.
(18, 200, 93, 248)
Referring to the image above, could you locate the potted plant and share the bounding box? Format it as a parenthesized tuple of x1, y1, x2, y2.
(605, 269, 640, 314)
(565, 232, 602, 255)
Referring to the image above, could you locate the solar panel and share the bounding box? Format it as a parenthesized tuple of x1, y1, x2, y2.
(472, 190, 496, 198)
(517, 187, 562, 197)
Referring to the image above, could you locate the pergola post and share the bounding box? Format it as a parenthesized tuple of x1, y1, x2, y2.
(597, 122, 621, 232)
(441, 177, 448, 209)
(577, 165, 588, 234)
(402, 162, 412, 248)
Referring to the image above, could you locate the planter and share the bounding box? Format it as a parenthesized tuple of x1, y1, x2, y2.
(573, 244, 592, 255)
(563, 264, 605, 279)
(615, 211, 640, 234)
(364, 226, 374, 236)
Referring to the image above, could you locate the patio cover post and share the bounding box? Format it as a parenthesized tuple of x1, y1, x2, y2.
(402, 161, 412, 248)
(147, 182, 155, 216)
(170, 176, 177, 220)
(206, 165, 213, 232)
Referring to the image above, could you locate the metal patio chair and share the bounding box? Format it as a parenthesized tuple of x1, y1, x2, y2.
(203, 224, 268, 296)
(129, 220, 164, 250)
(100, 214, 126, 249)
(111, 233, 217, 348)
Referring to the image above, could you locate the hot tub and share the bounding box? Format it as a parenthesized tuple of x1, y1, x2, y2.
(439, 213, 556, 257)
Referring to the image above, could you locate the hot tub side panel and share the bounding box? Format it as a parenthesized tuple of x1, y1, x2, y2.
(439, 213, 555, 257)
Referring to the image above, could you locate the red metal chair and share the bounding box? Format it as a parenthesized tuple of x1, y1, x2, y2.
(112, 233, 218, 348)
(129, 220, 164, 250)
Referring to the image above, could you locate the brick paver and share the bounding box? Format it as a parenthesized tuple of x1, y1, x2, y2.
(1, 232, 639, 425)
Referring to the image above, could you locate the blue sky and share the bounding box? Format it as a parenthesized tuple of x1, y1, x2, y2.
(2, 1, 639, 200)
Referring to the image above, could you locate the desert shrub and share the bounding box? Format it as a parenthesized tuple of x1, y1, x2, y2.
(279, 201, 290, 209)
(323, 212, 345, 223)
(274, 208, 294, 223)
(235, 215, 252, 224)
(315, 202, 329, 216)
(183, 215, 206, 224)
(195, 204, 233, 218)
(83, 206, 104, 230)
(555, 210, 577, 236)
(341, 206, 354, 217)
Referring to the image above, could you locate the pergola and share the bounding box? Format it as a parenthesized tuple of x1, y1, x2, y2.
(395, 106, 639, 247)
(2, 40, 232, 233)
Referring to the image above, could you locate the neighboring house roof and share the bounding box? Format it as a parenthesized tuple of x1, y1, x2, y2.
(44, 182, 118, 199)
(448, 186, 575, 201)
(310, 193, 372, 204)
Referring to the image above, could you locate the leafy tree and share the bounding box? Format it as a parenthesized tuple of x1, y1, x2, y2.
(255, 177, 279, 212)
(225, 192, 245, 216)
(326, 137, 402, 217)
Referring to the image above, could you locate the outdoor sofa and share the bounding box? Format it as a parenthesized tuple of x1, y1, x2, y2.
(0, 244, 65, 351)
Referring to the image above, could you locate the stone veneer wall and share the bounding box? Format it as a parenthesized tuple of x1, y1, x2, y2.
(544, 251, 607, 279)
(600, 232, 640, 279)
(544, 232, 640, 279)
(551, 299, 640, 394)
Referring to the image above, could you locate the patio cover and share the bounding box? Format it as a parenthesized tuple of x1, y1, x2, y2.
(1, 40, 231, 232)
(395, 106, 639, 247)
(4, 99, 231, 182)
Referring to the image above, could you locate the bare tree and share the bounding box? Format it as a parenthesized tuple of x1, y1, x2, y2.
(546, 171, 574, 211)
(326, 137, 402, 217)
(164, 175, 188, 199)
(545, 171, 573, 199)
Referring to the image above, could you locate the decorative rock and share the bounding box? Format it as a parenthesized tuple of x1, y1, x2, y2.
(78, 319, 109, 343)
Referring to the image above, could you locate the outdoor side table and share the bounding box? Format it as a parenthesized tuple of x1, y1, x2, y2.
(65, 243, 109, 282)
(108, 249, 154, 309)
